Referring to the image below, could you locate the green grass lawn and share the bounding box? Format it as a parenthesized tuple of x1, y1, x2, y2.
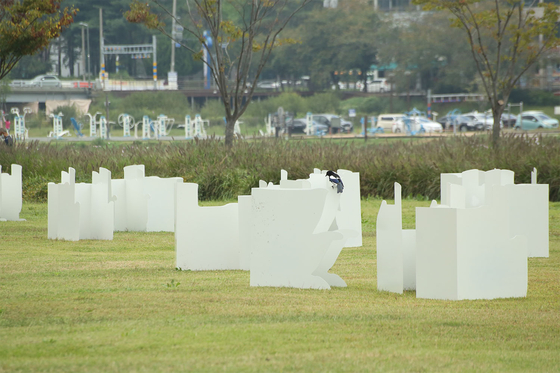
(1, 199, 559, 372)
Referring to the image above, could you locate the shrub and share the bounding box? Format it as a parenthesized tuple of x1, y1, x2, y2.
(3, 134, 560, 202)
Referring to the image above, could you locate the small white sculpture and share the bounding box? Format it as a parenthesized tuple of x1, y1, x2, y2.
(112, 165, 183, 232)
(48, 167, 115, 241)
(176, 183, 241, 270)
(0, 164, 24, 221)
(280, 168, 363, 248)
(249, 184, 353, 290)
(376, 182, 416, 294)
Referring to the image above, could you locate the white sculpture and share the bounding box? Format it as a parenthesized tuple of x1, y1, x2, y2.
(249, 183, 353, 290)
(176, 183, 241, 270)
(441, 168, 548, 257)
(48, 167, 115, 241)
(0, 164, 24, 221)
(112, 165, 183, 232)
(376, 182, 416, 294)
(416, 187, 528, 300)
(280, 168, 363, 248)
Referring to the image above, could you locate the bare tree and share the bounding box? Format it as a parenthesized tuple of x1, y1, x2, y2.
(413, 0, 560, 146)
(127, 0, 312, 147)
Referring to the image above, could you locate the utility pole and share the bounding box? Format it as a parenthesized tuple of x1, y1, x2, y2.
(80, 25, 86, 81)
(86, 24, 90, 80)
(170, 0, 177, 73)
(100, 8, 110, 139)
(153, 35, 157, 90)
(100, 8, 105, 82)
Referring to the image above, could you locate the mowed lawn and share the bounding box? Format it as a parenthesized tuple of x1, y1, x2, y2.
(1, 199, 559, 372)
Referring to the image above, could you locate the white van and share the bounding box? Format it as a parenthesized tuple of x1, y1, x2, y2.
(377, 114, 406, 133)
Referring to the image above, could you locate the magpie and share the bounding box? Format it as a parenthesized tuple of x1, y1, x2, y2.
(326, 170, 344, 193)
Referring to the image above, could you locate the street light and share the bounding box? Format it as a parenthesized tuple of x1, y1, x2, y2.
(79, 23, 90, 81)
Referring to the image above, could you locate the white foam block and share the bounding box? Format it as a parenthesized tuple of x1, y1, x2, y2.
(176, 183, 240, 270)
(0, 164, 23, 221)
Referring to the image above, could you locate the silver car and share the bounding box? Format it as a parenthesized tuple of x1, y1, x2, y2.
(31, 75, 62, 88)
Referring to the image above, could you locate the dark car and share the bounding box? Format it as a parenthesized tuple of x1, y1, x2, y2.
(438, 115, 480, 131)
(288, 118, 328, 135)
(312, 114, 353, 134)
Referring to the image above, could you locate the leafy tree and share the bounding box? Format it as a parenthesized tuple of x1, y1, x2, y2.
(413, 0, 560, 146)
(126, 0, 313, 147)
(0, 0, 77, 80)
(376, 11, 478, 97)
(266, 1, 379, 92)
(8, 50, 52, 79)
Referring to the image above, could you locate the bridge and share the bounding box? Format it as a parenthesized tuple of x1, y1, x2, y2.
(6, 87, 93, 104)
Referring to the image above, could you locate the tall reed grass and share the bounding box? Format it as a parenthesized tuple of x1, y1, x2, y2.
(1, 133, 559, 202)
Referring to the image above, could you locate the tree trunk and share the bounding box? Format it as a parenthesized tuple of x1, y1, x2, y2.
(491, 105, 504, 147)
(224, 117, 236, 147)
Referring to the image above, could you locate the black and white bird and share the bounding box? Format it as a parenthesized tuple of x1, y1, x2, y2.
(326, 170, 344, 193)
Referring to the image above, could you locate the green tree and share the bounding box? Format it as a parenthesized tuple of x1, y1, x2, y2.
(413, 0, 560, 146)
(0, 0, 77, 80)
(267, 1, 380, 92)
(126, 0, 313, 147)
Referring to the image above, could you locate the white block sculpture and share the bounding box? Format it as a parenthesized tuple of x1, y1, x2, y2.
(441, 168, 548, 257)
(48, 167, 115, 241)
(112, 165, 183, 232)
(249, 184, 352, 290)
(376, 182, 416, 293)
(0, 164, 24, 221)
(176, 183, 240, 270)
(280, 168, 363, 247)
(416, 186, 528, 300)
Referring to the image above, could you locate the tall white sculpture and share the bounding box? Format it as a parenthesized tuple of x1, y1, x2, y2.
(376, 183, 416, 294)
(48, 167, 115, 241)
(0, 164, 24, 221)
(112, 165, 183, 232)
(176, 183, 240, 270)
(249, 184, 353, 290)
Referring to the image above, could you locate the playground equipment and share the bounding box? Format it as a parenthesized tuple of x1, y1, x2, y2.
(365, 117, 384, 135)
(99, 116, 108, 138)
(48, 112, 70, 139)
(264, 114, 274, 136)
(443, 109, 462, 135)
(234, 120, 241, 137)
(184, 115, 193, 139)
(85, 112, 102, 137)
(10, 107, 31, 141)
(194, 114, 208, 138)
(306, 112, 313, 136)
(142, 115, 156, 139)
(156, 114, 175, 137)
(118, 113, 135, 137)
(402, 109, 427, 136)
(70, 118, 84, 137)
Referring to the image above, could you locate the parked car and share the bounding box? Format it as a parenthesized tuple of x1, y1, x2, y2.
(288, 118, 328, 135)
(31, 74, 62, 88)
(446, 115, 483, 132)
(377, 114, 407, 133)
(500, 113, 518, 127)
(514, 111, 559, 130)
(367, 78, 391, 93)
(312, 114, 353, 133)
(393, 117, 443, 133)
(462, 112, 502, 130)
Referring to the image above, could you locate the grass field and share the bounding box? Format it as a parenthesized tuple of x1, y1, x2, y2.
(1, 199, 559, 372)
